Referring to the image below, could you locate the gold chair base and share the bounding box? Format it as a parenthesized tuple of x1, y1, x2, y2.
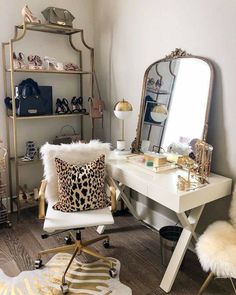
(37, 233, 113, 286)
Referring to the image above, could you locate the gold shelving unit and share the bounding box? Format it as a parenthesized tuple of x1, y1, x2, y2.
(2, 22, 95, 217)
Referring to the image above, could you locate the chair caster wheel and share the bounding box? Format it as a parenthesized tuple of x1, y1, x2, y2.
(103, 239, 110, 248)
(109, 267, 117, 278)
(6, 221, 12, 228)
(60, 283, 69, 294)
(64, 236, 72, 245)
(34, 259, 43, 269)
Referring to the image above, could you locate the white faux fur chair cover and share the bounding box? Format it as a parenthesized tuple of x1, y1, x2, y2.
(196, 188, 236, 278)
(40, 140, 113, 232)
(40, 140, 111, 203)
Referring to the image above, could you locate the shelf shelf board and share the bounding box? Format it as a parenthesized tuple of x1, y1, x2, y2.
(6, 68, 92, 75)
(143, 121, 165, 127)
(13, 196, 38, 210)
(17, 23, 82, 35)
(8, 112, 89, 120)
(10, 156, 41, 166)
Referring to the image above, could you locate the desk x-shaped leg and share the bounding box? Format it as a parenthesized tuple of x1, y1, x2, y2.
(97, 181, 140, 234)
(160, 205, 205, 293)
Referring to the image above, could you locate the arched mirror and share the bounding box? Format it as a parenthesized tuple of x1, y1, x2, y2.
(132, 48, 214, 154)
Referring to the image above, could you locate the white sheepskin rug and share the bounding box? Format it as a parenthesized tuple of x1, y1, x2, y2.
(196, 220, 236, 278)
(40, 140, 111, 203)
(0, 253, 132, 294)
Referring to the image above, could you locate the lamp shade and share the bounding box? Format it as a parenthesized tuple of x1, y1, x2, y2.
(150, 104, 168, 123)
(114, 99, 133, 120)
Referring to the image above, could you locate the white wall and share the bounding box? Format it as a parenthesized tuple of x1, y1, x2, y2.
(1, 0, 235, 231)
(0, 0, 94, 192)
(93, 0, 236, 231)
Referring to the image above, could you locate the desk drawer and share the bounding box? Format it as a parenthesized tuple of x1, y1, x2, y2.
(107, 165, 148, 196)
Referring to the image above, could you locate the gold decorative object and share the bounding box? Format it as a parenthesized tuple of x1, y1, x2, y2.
(165, 48, 192, 60)
(132, 49, 213, 154)
(177, 140, 213, 191)
(177, 156, 198, 191)
(195, 139, 213, 184)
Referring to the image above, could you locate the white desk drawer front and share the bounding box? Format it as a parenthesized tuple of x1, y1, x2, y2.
(107, 163, 148, 196)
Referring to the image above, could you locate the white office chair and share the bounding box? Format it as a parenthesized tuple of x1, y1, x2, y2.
(196, 188, 236, 294)
(36, 141, 117, 294)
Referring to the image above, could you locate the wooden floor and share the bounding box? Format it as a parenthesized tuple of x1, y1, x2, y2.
(0, 209, 234, 295)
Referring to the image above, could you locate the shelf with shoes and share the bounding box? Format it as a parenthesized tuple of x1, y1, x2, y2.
(12, 194, 39, 211)
(6, 68, 93, 75)
(10, 156, 41, 166)
(8, 112, 89, 120)
(2, 10, 97, 217)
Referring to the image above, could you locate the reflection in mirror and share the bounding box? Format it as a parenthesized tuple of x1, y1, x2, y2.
(134, 49, 213, 155)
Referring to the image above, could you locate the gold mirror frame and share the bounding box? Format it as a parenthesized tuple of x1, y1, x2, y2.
(131, 48, 214, 153)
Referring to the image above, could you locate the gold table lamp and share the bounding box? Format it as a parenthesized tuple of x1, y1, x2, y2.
(114, 99, 133, 154)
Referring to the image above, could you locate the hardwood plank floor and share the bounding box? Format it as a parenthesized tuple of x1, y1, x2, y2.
(0, 208, 234, 295)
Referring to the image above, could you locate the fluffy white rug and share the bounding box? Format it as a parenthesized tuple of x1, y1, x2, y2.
(0, 253, 132, 294)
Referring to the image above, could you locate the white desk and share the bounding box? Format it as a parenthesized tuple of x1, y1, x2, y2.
(100, 156, 232, 293)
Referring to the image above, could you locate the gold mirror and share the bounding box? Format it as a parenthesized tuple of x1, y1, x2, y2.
(132, 49, 214, 154)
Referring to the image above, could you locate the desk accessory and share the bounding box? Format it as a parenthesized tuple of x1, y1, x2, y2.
(127, 154, 176, 173)
(195, 139, 213, 184)
(114, 99, 133, 155)
(177, 140, 213, 191)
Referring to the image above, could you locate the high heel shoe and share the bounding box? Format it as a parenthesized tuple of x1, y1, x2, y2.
(64, 63, 80, 71)
(34, 55, 43, 69)
(13, 52, 20, 69)
(71, 97, 87, 113)
(55, 98, 66, 115)
(44, 56, 64, 71)
(21, 141, 37, 162)
(21, 5, 41, 24)
(62, 98, 72, 113)
(18, 52, 28, 69)
(71, 96, 81, 113)
(28, 55, 43, 70)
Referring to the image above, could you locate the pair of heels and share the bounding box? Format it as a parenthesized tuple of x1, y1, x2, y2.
(21, 5, 41, 24)
(71, 97, 86, 113)
(55, 98, 72, 115)
(13, 52, 27, 69)
(44, 56, 64, 71)
(21, 141, 37, 162)
(64, 63, 81, 71)
(28, 55, 43, 70)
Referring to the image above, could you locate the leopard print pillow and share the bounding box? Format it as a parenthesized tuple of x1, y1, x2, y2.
(53, 154, 111, 212)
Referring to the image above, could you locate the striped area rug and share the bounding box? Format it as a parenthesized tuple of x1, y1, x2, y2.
(0, 253, 132, 294)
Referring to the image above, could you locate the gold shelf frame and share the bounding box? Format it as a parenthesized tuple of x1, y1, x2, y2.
(2, 22, 95, 217)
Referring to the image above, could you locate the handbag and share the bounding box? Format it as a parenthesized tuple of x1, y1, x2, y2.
(53, 125, 81, 145)
(14, 79, 52, 117)
(89, 97, 105, 119)
(41, 7, 75, 27)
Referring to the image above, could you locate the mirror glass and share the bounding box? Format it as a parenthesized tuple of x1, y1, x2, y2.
(134, 50, 213, 154)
